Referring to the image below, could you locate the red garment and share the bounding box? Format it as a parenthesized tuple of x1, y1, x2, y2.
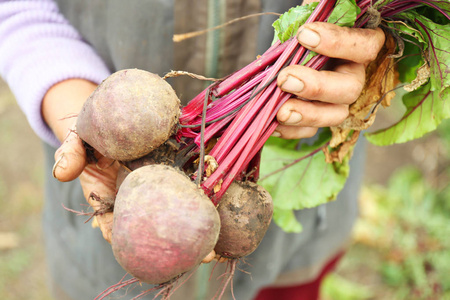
(254, 252, 344, 300)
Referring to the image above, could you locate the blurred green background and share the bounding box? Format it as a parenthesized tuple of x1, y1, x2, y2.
(321, 100, 450, 300)
(0, 78, 449, 300)
(0, 79, 51, 299)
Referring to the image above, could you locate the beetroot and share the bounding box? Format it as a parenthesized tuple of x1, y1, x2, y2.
(111, 164, 220, 284)
(214, 181, 273, 259)
(77, 69, 180, 161)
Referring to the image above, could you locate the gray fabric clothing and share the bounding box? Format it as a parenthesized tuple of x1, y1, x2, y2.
(55, 0, 302, 102)
(43, 1, 365, 299)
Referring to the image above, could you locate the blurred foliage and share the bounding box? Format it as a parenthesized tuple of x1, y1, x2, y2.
(322, 273, 374, 300)
(323, 119, 450, 300)
(438, 118, 450, 155)
(0, 81, 51, 300)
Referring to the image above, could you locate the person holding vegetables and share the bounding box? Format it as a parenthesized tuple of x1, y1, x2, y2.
(0, 0, 387, 299)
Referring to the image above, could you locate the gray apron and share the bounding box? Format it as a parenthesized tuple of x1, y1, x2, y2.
(44, 1, 364, 299)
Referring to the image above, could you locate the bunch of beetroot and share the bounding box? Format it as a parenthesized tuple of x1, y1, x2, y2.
(75, 69, 273, 298)
(73, 0, 449, 298)
(176, 0, 450, 204)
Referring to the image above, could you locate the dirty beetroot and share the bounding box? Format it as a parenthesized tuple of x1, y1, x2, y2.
(112, 164, 220, 285)
(76, 69, 180, 162)
(214, 181, 273, 259)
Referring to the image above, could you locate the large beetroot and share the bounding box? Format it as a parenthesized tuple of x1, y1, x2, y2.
(77, 69, 180, 161)
(111, 164, 220, 284)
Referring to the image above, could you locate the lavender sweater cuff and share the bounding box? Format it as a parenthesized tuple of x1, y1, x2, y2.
(0, 0, 111, 147)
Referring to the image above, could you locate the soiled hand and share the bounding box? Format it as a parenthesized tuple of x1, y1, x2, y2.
(53, 126, 119, 243)
(275, 22, 386, 139)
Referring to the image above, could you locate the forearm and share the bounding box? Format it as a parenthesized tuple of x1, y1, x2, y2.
(0, 0, 110, 146)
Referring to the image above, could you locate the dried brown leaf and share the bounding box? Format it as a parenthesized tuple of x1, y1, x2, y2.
(404, 63, 430, 92)
(325, 130, 360, 163)
(213, 179, 223, 194)
(204, 155, 219, 177)
(327, 33, 399, 162)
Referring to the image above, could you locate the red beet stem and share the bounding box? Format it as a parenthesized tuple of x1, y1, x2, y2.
(212, 41, 286, 97)
(200, 0, 337, 198)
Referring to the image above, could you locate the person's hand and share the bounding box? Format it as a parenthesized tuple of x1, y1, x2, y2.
(42, 79, 119, 243)
(274, 22, 386, 139)
(53, 126, 119, 243)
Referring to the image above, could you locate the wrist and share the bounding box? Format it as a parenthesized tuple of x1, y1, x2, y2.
(42, 79, 97, 142)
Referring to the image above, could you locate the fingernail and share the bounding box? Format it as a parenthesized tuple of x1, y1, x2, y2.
(283, 111, 303, 125)
(52, 155, 66, 178)
(271, 131, 282, 138)
(297, 27, 321, 48)
(281, 75, 304, 93)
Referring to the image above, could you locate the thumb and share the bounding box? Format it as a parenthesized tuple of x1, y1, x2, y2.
(53, 127, 87, 182)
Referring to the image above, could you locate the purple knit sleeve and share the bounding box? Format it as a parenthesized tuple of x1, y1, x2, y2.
(0, 0, 111, 147)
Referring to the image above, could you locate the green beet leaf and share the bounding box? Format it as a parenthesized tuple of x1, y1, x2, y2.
(327, 0, 360, 27)
(396, 41, 423, 85)
(272, 0, 359, 44)
(366, 9, 449, 146)
(272, 3, 318, 44)
(259, 132, 349, 232)
(386, 13, 427, 85)
(366, 84, 450, 146)
(273, 207, 303, 233)
(414, 14, 450, 97)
